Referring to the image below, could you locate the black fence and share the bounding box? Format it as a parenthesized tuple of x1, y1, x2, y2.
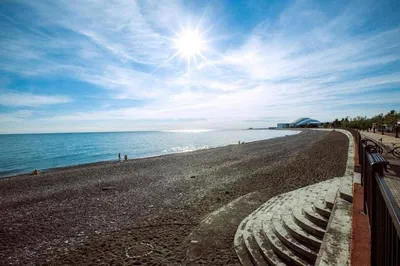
(356, 130, 400, 265)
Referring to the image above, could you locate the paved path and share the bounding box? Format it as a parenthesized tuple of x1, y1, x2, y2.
(360, 131, 400, 147)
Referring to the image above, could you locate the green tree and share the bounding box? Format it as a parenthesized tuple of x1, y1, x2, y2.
(328, 110, 399, 131)
(384, 110, 397, 129)
(332, 118, 341, 128)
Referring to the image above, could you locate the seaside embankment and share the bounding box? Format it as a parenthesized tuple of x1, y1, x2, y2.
(0, 130, 349, 265)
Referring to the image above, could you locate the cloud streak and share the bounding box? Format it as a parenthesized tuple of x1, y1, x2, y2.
(0, 91, 72, 107)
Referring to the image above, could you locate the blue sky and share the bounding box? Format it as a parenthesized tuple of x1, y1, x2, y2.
(0, 0, 399, 133)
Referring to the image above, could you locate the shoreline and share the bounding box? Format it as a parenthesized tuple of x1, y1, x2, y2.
(0, 130, 302, 180)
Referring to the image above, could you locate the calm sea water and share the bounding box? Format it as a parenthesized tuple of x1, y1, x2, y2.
(0, 129, 299, 177)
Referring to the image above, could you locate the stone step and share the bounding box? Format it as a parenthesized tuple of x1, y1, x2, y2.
(303, 203, 328, 228)
(324, 180, 340, 209)
(242, 218, 269, 266)
(292, 208, 325, 239)
(257, 194, 291, 217)
(234, 176, 349, 265)
(282, 213, 322, 249)
(252, 195, 294, 266)
(254, 223, 286, 266)
(313, 200, 332, 219)
(308, 182, 331, 204)
(235, 195, 287, 266)
(270, 217, 318, 262)
(264, 219, 310, 266)
(235, 215, 258, 266)
(316, 198, 352, 266)
(234, 233, 255, 266)
(339, 176, 353, 203)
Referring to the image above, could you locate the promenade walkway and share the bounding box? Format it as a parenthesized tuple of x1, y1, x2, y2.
(360, 131, 400, 147)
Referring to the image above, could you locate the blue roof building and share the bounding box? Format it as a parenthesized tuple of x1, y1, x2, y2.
(277, 117, 322, 128)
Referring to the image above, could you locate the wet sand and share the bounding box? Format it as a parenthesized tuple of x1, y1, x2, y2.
(0, 130, 349, 265)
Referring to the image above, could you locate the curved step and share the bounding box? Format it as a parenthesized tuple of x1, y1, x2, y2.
(234, 176, 348, 265)
(234, 233, 255, 266)
(236, 215, 259, 266)
(292, 208, 325, 239)
(239, 196, 288, 265)
(235, 195, 285, 265)
(264, 219, 310, 266)
(313, 200, 332, 219)
(253, 222, 286, 266)
(303, 203, 328, 228)
(251, 195, 293, 266)
(243, 220, 269, 266)
(282, 213, 322, 249)
(270, 217, 318, 262)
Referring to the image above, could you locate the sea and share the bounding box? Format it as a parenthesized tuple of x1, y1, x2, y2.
(0, 129, 299, 178)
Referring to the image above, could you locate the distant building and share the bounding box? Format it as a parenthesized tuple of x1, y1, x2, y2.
(277, 123, 290, 128)
(277, 117, 322, 128)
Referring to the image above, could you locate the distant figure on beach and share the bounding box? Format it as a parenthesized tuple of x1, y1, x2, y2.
(124, 154, 128, 161)
(118, 153, 121, 161)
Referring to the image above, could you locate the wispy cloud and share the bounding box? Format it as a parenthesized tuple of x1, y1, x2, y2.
(0, 109, 33, 123)
(0, 91, 72, 107)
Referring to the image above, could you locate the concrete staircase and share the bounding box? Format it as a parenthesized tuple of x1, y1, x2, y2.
(234, 176, 352, 266)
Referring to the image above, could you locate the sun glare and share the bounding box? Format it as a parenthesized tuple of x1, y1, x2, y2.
(147, 21, 214, 75)
(175, 30, 205, 58)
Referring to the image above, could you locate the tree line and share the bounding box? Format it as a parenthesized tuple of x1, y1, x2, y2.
(323, 110, 399, 131)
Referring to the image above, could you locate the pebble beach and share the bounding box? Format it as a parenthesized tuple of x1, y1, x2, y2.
(0, 130, 349, 265)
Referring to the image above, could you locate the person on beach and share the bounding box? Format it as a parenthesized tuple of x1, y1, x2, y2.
(118, 153, 121, 161)
(124, 154, 128, 161)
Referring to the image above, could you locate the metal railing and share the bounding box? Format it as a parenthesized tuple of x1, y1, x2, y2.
(357, 130, 400, 265)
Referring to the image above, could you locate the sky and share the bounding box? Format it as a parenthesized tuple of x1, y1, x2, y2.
(0, 0, 399, 133)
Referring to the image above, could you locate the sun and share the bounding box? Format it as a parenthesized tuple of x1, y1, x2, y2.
(146, 22, 214, 76)
(172, 28, 209, 66)
(174, 30, 205, 58)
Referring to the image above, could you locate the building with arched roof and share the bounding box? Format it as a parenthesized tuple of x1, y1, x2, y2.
(277, 117, 322, 128)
